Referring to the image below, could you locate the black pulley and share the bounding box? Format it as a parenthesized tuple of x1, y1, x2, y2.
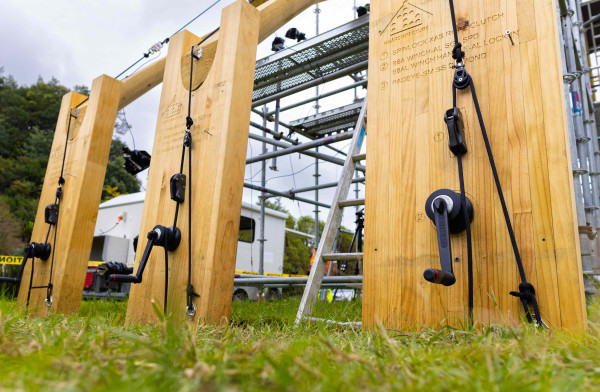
(453, 66, 470, 90)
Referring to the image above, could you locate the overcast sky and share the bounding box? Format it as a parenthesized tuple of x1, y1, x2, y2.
(1, 0, 366, 231)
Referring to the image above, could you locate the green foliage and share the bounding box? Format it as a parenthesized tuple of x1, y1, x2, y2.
(0, 200, 24, 254)
(0, 70, 139, 239)
(0, 297, 600, 391)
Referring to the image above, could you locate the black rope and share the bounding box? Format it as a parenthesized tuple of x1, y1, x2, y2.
(184, 44, 200, 316)
(196, 27, 220, 47)
(164, 248, 169, 315)
(456, 154, 473, 322)
(43, 108, 78, 306)
(26, 248, 34, 307)
(447, 0, 542, 326)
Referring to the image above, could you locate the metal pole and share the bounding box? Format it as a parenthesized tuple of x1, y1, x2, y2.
(247, 133, 366, 172)
(250, 112, 349, 156)
(234, 275, 362, 285)
(259, 106, 268, 277)
(314, 3, 321, 251)
(290, 177, 365, 194)
(270, 99, 281, 171)
(246, 131, 354, 164)
(266, 80, 368, 116)
(249, 121, 298, 145)
(244, 182, 331, 209)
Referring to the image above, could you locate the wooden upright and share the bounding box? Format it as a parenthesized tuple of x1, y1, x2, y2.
(18, 76, 121, 316)
(364, 0, 587, 330)
(125, 1, 260, 324)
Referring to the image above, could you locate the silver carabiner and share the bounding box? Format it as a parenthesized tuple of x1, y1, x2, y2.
(45, 296, 52, 308)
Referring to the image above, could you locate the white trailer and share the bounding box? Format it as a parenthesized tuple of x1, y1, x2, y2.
(92, 192, 288, 299)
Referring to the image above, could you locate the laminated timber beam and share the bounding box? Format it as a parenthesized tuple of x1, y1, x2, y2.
(364, 0, 586, 331)
(18, 76, 121, 316)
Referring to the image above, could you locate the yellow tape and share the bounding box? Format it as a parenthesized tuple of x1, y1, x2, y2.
(0, 256, 132, 268)
(235, 270, 307, 278)
(0, 255, 24, 265)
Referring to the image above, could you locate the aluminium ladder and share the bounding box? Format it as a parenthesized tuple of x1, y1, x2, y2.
(295, 96, 367, 325)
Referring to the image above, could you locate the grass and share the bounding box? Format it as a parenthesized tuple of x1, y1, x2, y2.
(0, 297, 600, 391)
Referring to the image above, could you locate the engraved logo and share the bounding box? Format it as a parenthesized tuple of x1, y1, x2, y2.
(380, 1, 432, 36)
(162, 96, 183, 119)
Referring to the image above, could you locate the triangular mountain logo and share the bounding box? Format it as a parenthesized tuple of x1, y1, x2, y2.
(162, 96, 183, 119)
(380, 1, 432, 36)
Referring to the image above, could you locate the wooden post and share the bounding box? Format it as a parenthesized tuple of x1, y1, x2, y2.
(125, 0, 260, 324)
(18, 76, 121, 316)
(364, 0, 587, 330)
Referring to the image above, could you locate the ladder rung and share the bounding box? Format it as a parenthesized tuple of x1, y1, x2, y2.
(322, 253, 364, 261)
(352, 153, 366, 162)
(338, 198, 365, 207)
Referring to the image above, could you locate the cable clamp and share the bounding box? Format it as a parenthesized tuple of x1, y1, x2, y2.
(148, 42, 164, 54)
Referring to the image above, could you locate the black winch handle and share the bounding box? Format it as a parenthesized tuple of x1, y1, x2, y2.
(110, 228, 157, 283)
(424, 197, 456, 286)
(110, 225, 180, 284)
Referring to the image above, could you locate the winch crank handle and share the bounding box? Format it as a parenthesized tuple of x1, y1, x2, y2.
(424, 198, 456, 286)
(109, 228, 157, 284)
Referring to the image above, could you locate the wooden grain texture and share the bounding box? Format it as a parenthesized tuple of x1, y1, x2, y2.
(365, 0, 586, 330)
(125, 0, 259, 325)
(120, 0, 323, 110)
(17, 76, 121, 316)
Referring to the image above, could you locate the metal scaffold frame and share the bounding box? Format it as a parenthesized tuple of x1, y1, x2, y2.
(242, 3, 368, 287)
(560, 0, 600, 297)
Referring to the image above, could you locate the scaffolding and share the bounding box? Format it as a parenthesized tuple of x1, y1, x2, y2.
(560, 0, 600, 297)
(244, 4, 368, 280)
(241, 1, 600, 299)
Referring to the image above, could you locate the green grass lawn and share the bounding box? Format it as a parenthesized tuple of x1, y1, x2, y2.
(1, 296, 600, 391)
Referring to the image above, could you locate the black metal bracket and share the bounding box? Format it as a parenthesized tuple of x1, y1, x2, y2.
(44, 204, 59, 225)
(170, 173, 186, 203)
(444, 107, 468, 156)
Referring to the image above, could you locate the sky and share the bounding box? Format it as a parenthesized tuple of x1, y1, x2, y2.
(1, 0, 367, 232)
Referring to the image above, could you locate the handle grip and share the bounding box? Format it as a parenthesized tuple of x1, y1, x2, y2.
(109, 274, 140, 283)
(0, 277, 19, 283)
(423, 268, 456, 286)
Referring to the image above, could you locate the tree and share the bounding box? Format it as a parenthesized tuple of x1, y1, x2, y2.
(0, 200, 24, 255)
(0, 71, 140, 239)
